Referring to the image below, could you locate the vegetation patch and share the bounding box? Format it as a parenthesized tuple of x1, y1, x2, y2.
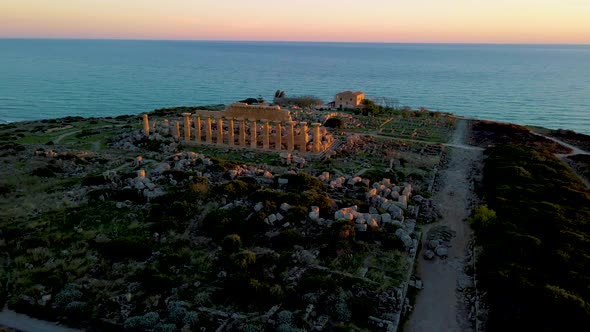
(472, 144, 590, 330)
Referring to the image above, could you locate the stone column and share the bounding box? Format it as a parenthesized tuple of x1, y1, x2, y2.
(312, 123, 322, 153)
(228, 118, 235, 147)
(249, 118, 257, 148)
(174, 121, 181, 140)
(142, 114, 150, 135)
(238, 117, 246, 147)
(182, 113, 191, 141)
(262, 119, 270, 150)
(193, 115, 201, 143)
(206, 116, 212, 144)
(217, 117, 224, 144)
(162, 119, 169, 135)
(299, 122, 308, 153)
(275, 122, 282, 151)
(287, 121, 295, 151)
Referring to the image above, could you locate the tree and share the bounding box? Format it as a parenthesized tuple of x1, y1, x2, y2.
(324, 117, 344, 129)
(274, 95, 322, 109)
(361, 99, 379, 116)
(239, 98, 259, 105)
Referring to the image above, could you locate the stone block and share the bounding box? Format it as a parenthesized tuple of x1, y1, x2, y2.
(254, 202, 264, 212)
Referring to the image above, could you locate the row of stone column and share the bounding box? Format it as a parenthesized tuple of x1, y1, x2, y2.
(143, 113, 324, 153)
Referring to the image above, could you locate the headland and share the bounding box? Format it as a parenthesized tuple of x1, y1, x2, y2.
(0, 101, 589, 332)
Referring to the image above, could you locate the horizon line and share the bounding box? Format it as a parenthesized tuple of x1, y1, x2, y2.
(1, 37, 589, 46)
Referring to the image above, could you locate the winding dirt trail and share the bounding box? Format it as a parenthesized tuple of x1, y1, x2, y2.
(404, 119, 482, 332)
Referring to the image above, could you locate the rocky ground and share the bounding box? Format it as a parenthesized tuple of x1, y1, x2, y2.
(0, 110, 446, 331)
(1, 110, 588, 332)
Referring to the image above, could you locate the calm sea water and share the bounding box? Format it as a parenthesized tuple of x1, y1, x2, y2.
(1, 39, 589, 134)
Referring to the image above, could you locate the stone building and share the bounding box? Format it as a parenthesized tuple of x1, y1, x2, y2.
(335, 91, 365, 109)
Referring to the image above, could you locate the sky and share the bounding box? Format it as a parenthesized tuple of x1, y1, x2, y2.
(1, 0, 589, 44)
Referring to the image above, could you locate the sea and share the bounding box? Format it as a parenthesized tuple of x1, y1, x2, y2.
(0, 39, 589, 134)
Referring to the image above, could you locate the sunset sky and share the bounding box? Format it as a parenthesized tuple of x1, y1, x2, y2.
(1, 0, 589, 43)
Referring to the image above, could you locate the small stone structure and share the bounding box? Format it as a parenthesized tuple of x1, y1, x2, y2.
(141, 103, 334, 154)
(335, 90, 365, 109)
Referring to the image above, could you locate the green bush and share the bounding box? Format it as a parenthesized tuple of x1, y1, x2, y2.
(201, 206, 264, 242)
(222, 234, 243, 253)
(468, 204, 497, 234)
(215, 179, 256, 199)
(81, 174, 109, 186)
(97, 236, 151, 261)
(272, 230, 305, 251)
(277, 173, 325, 193)
(31, 167, 57, 178)
(324, 117, 344, 129)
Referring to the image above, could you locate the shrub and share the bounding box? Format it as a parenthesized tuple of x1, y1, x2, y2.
(155, 323, 177, 332)
(468, 204, 497, 234)
(278, 173, 325, 193)
(202, 206, 265, 242)
(124, 311, 160, 331)
(31, 167, 56, 178)
(189, 176, 209, 195)
(0, 184, 15, 197)
(285, 206, 309, 224)
(53, 284, 83, 310)
(382, 234, 405, 251)
(272, 230, 304, 251)
(231, 251, 257, 272)
(166, 300, 189, 325)
(215, 180, 255, 199)
(97, 236, 151, 261)
(81, 174, 109, 186)
(182, 311, 199, 329)
(222, 234, 243, 253)
(324, 117, 344, 129)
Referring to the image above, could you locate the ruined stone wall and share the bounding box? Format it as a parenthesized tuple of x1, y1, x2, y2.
(222, 103, 292, 122)
(192, 110, 224, 118)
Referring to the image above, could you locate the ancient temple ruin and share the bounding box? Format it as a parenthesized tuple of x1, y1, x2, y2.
(142, 102, 334, 153)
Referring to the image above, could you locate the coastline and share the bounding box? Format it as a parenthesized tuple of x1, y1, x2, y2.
(2, 40, 589, 136)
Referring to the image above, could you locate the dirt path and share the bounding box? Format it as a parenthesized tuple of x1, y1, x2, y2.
(53, 130, 81, 144)
(404, 119, 482, 332)
(533, 133, 590, 188)
(0, 307, 81, 332)
(368, 133, 484, 152)
(534, 133, 590, 156)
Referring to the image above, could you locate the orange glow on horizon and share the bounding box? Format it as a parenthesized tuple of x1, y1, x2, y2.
(1, 0, 589, 44)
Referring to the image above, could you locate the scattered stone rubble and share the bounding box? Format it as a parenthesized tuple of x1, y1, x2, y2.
(412, 194, 440, 223)
(460, 240, 486, 329)
(423, 225, 456, 260)
(317, 172, 420, 253)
